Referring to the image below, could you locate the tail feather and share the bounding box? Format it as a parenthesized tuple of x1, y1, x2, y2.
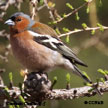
(73, 65, 92, 83)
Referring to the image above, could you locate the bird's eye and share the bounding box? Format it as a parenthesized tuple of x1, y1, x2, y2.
(16, 18, 22, 22)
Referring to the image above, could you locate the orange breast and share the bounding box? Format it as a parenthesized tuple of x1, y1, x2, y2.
(10, 31, 63, 72)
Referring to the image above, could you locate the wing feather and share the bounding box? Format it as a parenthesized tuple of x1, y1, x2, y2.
(28, 25, 87, 67)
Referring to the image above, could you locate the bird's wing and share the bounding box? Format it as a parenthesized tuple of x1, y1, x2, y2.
(29, 22, 59, 39)
(28, 23, 87, 67)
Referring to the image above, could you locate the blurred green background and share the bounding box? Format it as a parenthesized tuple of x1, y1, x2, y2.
(0, 0, 108, 108)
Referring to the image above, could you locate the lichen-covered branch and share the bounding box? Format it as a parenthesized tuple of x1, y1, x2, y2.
(46, 81, 108, 100)
(0, 73, 108, 101)
(0, 81, 108, 100)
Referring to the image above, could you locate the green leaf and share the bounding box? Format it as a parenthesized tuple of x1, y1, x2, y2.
(9, 105, 15, 108)
(82, 23, 87, 29)
(88, 88, 94, 92)
(53, 76, 57, 81)
(19, 95, 25, 103)
(86, 83, 92, 86)
(104, 70, 108, 75)
(48, 21, 57, 25)
(99, 0, 102, 7)
(48, 1, 55, 8)
(55, 28, 61, 35)
(75, 12, 80, 21)
(66, 73, 71, 83)
(74, 28, 78, 31)
(9, 72, 13, 82)
(50, 76, 57, 90)
(63, 27, 70, 32)
(91, 29, 95, 35)
(39, 0, 44, 5)
(4, 87, 10, 97)
(8, 102, 19, 108)
(62, 13, 67, 18)
(84, 0, 89, 2)
(66, 35, 70, 43)
(83, 71, 91, 82)
(100, 78, 105, 83)
(98, 69, 106, 76)
(48, 22, 52, 25)
(4, 87, 9, 91)
(86, 6, 89, 13)
(52, 21, 57, 24)
(66, 3, 74, 10)
(97, 23, 104, 32)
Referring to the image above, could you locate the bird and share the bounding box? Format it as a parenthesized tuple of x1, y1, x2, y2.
(5, 12, 92, 83)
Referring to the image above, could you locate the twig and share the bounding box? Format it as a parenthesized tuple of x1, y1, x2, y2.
(37, 4, 46, 11)
(59, 26, 108, 37)
(0, 0, 23, 18)
(54, 0, 93, 23)
(43, 0, 55, 21)
(0, 44, 11, 62)
(30, 0, 38, 20)
(0, 30, 10, 40)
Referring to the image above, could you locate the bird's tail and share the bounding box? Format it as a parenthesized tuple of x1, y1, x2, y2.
(73, 65, 92, 83)
(72, 65, 103, 95)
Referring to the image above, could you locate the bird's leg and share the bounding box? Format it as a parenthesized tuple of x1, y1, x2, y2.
(21, 69, 28, 89)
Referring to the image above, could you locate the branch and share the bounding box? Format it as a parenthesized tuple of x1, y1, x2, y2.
(30, 0, 38, 20)
(47, 81, 108, 100)
(59, 26, 108, 37)
(43, 0, 56, 21)
(0, 73, 108, 101)
(0, 81, 108, 100)
(0, 0, 23, 18)
(53, 0, 93, 23)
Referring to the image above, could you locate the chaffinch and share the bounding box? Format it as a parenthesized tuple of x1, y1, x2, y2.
(5, 12, 92, 83)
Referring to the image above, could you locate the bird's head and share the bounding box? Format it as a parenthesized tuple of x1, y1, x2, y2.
(5, 12, 35, 33)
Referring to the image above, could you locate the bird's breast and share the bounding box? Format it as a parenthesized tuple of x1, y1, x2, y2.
(10, 32, 63, 72)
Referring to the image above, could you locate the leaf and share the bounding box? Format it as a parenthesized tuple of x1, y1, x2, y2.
(83, 71, 91, 82)
(66, 35, 70, 43)
(100, 78, 105, 83)
(99, 0, 102, 7)
(63, 27, 70, 32)
(48, 21, 57, 25)
(53, 76, 57, 81)
(98, 69, 106, 76)
(39, 0, 44, 5)
(19, 95, 25, 103)
(84, 0, 89, 2)
(48, 1, 55, 8)
(4, 87, 9, 91)
(62, 13, 67, 18)
(9, 72, 13, 82)
(88, 88, 94, 92)
(86, 6, 89, 13)
(97, 23, 104, 32)
(55, 28, 61, 35)
(91, 29, 95, 35)
(104, 70, 108, 75)
(66, 73, 71, 83)
(66, 3, 74, 10)
(75, 12, 80, 21)
(9, 105, 15, 108)
(82, 23, 88, 29)
(4, 87, 10, 98)
(86, 83, 92, 86)
(74, 28, 78, 31)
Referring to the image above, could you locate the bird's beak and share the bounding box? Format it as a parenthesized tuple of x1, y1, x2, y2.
(5, 19, 15, 26)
